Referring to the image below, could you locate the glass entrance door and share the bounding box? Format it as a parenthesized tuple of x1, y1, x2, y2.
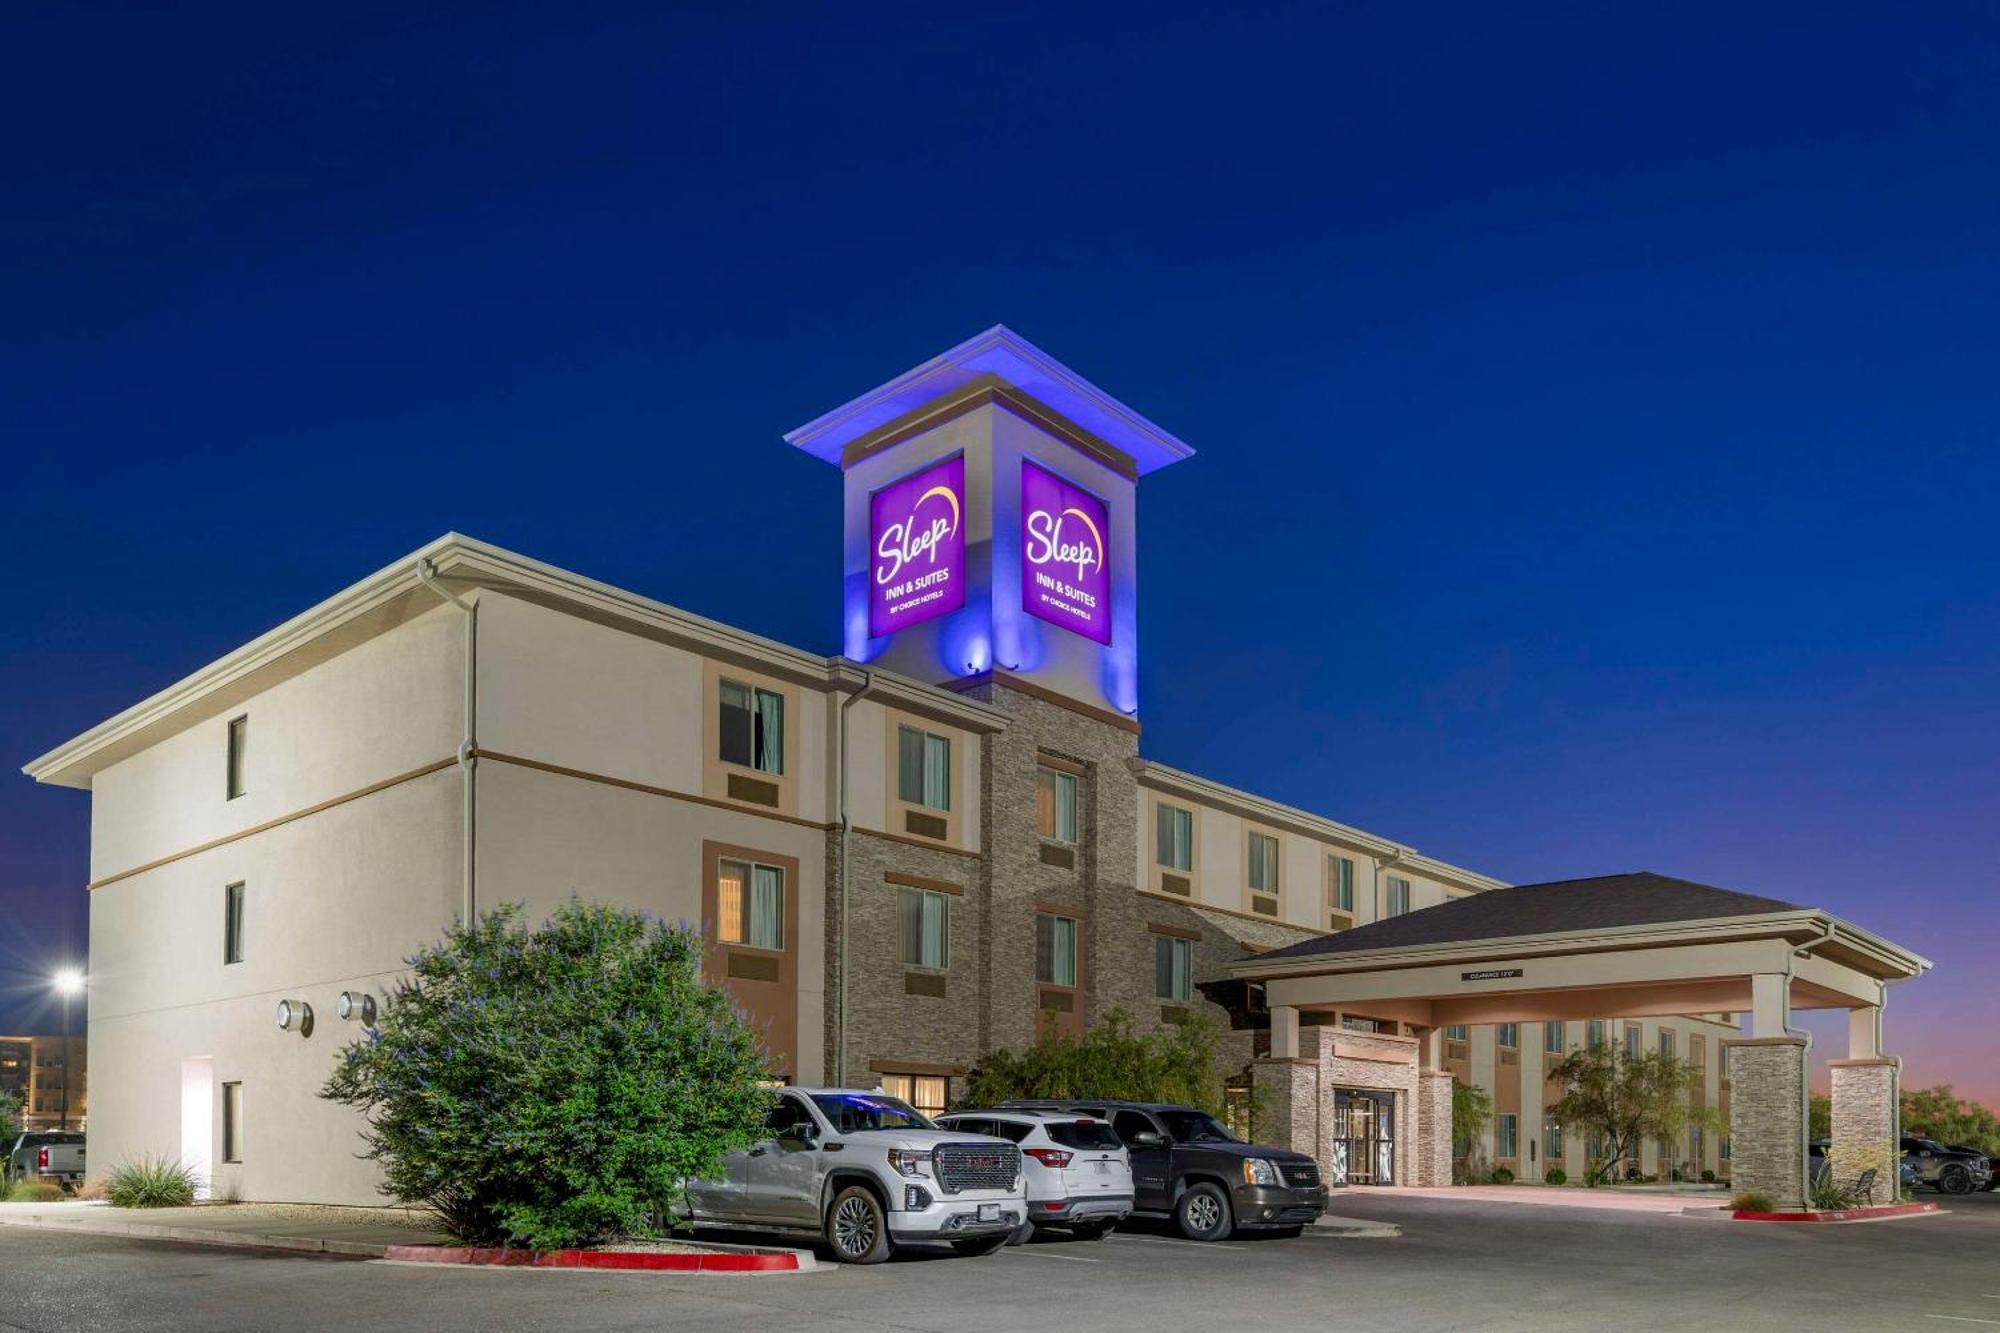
(1331, 1089, 1396, 1185)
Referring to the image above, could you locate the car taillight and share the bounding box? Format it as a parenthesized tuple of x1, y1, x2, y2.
(37, 1148, 49, 1169)
(1024, 1147, 1073, 1168)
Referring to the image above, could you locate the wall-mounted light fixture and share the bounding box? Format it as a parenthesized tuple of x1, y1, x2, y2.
(275, 998, 314, 1037)
(336, 991, 377, 1024)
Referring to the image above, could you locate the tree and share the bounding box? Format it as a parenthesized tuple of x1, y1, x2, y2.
(0, 1086, 22, 1145)
(322, 899, 776, 1250)
(1547, 1043, 1720, 1186)
(1452, 1080, 1494, 1183)
(1809, 1093, 1831, 1141)
(1902, 1085, 2000, 1154)
(961, 1010, 1228, 1116)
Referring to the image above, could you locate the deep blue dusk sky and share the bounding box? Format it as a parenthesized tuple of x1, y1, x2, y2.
(4, 4, 1996, 1097)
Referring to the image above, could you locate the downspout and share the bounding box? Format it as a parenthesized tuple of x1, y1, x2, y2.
(835, 667, 876, 1086)
(418, 558, 477, 925)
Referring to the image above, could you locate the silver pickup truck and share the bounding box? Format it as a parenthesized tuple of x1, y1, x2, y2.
(4, 1131, 86, 1187)
(685, 1088, 1025, 1263)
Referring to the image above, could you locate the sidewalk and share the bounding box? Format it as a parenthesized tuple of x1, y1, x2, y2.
(1368, 1185, 1724, 1214)
(0, 1200, 450, 1257)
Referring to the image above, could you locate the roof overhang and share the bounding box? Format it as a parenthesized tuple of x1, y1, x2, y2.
(784, 325, 1196, 476)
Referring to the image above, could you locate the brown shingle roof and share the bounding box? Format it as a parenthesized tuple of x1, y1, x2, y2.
(1256, 872, 1804, 962)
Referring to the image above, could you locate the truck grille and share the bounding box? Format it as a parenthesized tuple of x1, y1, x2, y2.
(934, 1142, 1020, 1194)
(1280, 1159, 1321, 1190)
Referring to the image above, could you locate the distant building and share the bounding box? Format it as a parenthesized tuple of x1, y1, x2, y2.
(0, 1034, 87, 1131)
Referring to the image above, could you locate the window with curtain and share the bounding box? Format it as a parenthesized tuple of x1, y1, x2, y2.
(1247, 832, 1280, 894)
(1497, 1113, 1518, 1159)
(1154, 935, 1193, 1001)
(1156, 804, 1193, 870)
(1330, 856, 1354, 912)
(717, 858, 785, 950)
(1036, 766, 1078, 844)
(1444, 1024, 1469, 1041)
(1035, 912, 1078, 986)
(878, 1072, 948, 1118)
(719, 679, 785, 776)
(1624, 1023, 1642, 1059)
(897, 725, 951, 811)
(1385, 876, 1411, 916)
(1497, 1023, 1519, 1048)
(1658, 1029, 1676, 1058)
(1544, 1115, 1564, 1159)
(1545, 1021, 1565, 1053)
(897, 886, 951, 969)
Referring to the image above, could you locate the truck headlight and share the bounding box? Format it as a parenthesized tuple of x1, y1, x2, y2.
(889, 1149, 933, 1178)
(1243, 1158, 1282, 1186)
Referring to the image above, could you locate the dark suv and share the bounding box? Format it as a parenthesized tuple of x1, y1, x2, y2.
(998, 1100, 1326, 1240)
(1902, 1136, 1992, 1195)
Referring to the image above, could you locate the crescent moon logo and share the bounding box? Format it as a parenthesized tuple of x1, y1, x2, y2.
(1062, 506, 1102, 558)
(917, 484, 960, 536)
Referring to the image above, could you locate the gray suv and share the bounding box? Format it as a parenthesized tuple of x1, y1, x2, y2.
(685, 1088, 1026, 1263)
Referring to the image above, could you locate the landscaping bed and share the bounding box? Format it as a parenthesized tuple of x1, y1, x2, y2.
(1731, 1201, 1941, 1223)
(383, 1237, 813, 1273)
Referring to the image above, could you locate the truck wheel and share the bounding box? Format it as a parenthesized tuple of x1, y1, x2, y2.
(951, 1234, 1010, 1257)
(1175, 1182, 1234, 1241)
(1939, 1164, 1974, 1196)
(825, 1185, 892, 1264)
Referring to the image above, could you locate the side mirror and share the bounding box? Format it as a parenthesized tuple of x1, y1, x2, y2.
(1130, 1130, 1166, 1148)
(782, 1122, 819, 1146)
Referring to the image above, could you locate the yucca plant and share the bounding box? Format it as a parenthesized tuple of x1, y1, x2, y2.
(104, 1156, 199, 1208)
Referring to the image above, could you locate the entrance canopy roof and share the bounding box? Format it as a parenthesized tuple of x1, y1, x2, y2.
(1232, 873, 1929, 1029)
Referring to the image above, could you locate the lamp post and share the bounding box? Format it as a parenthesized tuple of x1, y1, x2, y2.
(52, 969, 82, 1133)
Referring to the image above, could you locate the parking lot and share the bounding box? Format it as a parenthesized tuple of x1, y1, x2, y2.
(4, 1190, 1997, 1332)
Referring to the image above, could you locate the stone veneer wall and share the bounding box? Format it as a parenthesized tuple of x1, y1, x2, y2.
(1829, 1057, 1900, 1206)
(1415, 1071, 1454, 1187)
(1724, 1037, 1809, 1210)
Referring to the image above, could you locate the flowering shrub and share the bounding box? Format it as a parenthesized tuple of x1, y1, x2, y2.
(322, 900, 775, 1249)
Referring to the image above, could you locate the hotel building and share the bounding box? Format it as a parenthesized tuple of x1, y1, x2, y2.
(26, 329, 1838, 1204)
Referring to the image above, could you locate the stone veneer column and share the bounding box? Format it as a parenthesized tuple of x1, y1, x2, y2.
(1414, 1072, 1454, 1187)
(1252, 1057, 1319, 1161)
(1724, 1037, 1809, 1210)
(1829, 1057, 1900, 1205)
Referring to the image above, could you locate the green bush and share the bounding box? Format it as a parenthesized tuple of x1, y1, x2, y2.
(104, 1157, 199, 1208)
(1543, 1166, 1567, 1185)
(1490, 1165, 1515, 1184)
(1700, 1169, 1716, 1183)
(5, 1177, 67, 1203)
(1730, 1190, 1776, 1213)
(1808, 1177, 1864, 1211)
(323, 900, 776, 1250)
(962, 1009, 1227, 1115)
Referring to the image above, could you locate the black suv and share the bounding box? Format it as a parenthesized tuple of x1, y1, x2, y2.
(1902, 1136, 1993, 1195)
(997, 1100, 1326, 1240)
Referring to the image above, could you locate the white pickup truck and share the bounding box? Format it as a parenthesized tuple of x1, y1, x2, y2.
(4, 1131, 87, 1188)
(685, 1088, 1025, 1263)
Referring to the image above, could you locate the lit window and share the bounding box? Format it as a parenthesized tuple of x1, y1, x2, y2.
(1497, 1023, 1519, 1049)
(222, 1082, 243, 1163)
(1035, 912, 1078, 987)
(1385, 876, 1411, 917)
(717, 859, 785, 950)
(1156, 804, 1193, 871)
(1544, 1115, 1564, 1159)
(1545, 1021, 1564, 1054)
(1247, 832, 1280, 895)
(878, 1072, 948, 1118)
(897, 725, 951, 812)
(1497, 1113, 1518, 1160)
(897, 887, 951, 969)
(1330, 856, 1354, 912)
(1036, 766, 1078, 844)
(225, 715, 248, 800)
(224, 882, 245, 965)
(719, 679, 784, 776)
(1154, 935, 1193, 1002)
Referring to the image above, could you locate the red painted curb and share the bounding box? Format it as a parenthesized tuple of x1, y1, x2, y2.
(382, 1244, 800, 1272)
(1732, 1202, 1940, 1223)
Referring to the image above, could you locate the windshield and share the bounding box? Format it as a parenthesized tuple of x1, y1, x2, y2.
(811, 1094, 935, 1133)
(1158, 1111, 1238, 1145)
(1911, 1138, 1946, 1153)
(21, 1133, 83, 1147)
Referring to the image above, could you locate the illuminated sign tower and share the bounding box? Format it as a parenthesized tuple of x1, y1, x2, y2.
(787, 326, 1194, 721)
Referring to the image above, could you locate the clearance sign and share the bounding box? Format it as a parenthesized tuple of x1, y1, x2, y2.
(1021, 459, 1110, 645)
(869, 455, 966, 637)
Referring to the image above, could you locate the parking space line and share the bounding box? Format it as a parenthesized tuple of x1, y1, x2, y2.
(1007, 1250, 1103, 1263)
(1925, 1317, 2000, 1326)
(1108, 1236, 1245, 1252)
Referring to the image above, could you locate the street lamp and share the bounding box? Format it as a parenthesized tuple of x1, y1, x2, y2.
(52, 969, 82, 1133)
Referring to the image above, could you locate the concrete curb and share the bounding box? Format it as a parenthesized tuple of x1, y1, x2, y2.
(1312, 1214, 1401, 1238)
(1731, 1201, 1945, 1224)
(383, 1243, 816, 1273)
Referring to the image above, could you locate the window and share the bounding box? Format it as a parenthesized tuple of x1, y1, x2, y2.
(1690, 1125, 1704, 1163)
(1385, 876, 1411, 917)
(221, 1081, 243, 1163)
(718, 678, 784, 776)
(764, 1096, 816, 1139)
(1496, 1113, 1518, 1160)
(1658, 1029, 1676, 1059)
(1035, 912, 1078, 987)
(1545, 1021, 1565, 1054)
(1720, 1135, 1732, 1161)
(717, 859, 785, 950)
(1154, 935, 1193, 1002)
(897, 887, 951, 970)
(1690, 1035, 1706, 1071)
(1719, 1043, 1731, 1078)
(1544, 1114, 1564, 1159)
(225, 715, 248, 800)
(223, 882, 245, 965)
(1497, 1023, 1519, 1049)
(1113, 1110, 1160, 1146)
(1444, 1024, 1469, 1041)
(1247, 832, 1280, 895)
(1342, 1015, 1386, 1033)
(1624, 1023, 1642, 1059)
(1036, 766, 1078, 844)
(1330, 856, 1355, 912)
(1587, 1019, 1607, 1049)
(1155, 803, 1193, 870)
(876, 1072, 947, 1119)
(896, 725, 951, 811)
